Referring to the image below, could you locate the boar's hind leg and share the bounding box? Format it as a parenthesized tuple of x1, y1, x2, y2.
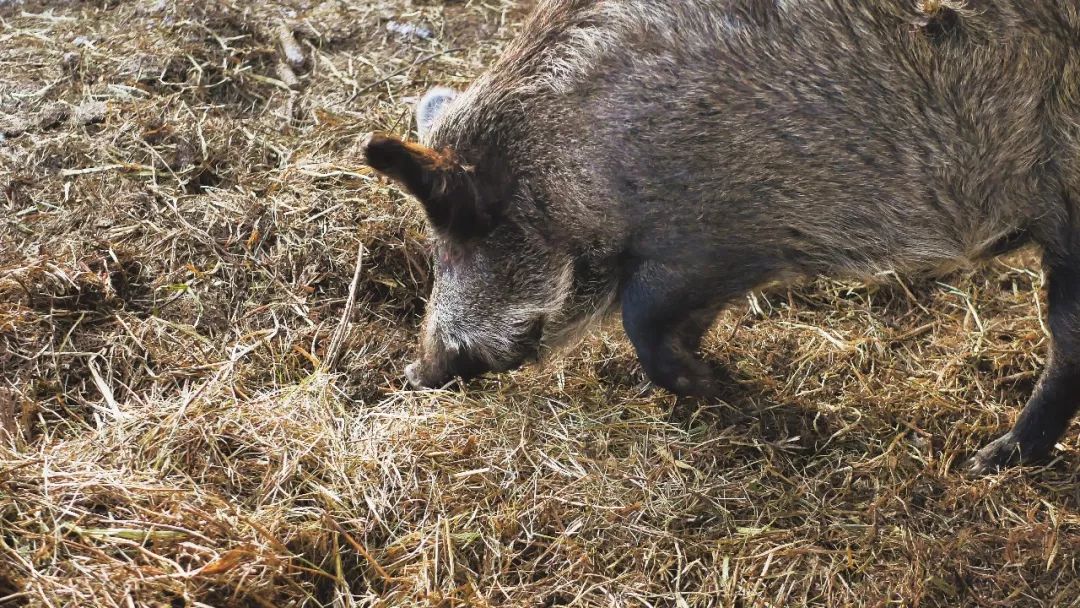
(972, 252, 1080, 473)
(620, 261, 754, 399)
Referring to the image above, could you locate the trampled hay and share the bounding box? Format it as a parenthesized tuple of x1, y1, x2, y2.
(1, 1, 1078, 606)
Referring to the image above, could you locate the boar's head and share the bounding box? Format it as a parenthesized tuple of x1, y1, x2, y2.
(364, 88, 609, 389)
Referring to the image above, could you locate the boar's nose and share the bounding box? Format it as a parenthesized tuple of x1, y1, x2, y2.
(404, 361, 425, 389)
(405, 359, 451, 389)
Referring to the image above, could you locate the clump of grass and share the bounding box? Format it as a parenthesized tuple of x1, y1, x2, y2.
(2, 1, 1078, 606)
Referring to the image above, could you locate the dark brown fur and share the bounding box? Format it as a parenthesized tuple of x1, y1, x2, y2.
(365, 0, 1080, 472)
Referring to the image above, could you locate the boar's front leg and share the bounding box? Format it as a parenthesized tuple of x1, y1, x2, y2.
(971, 251, 1080, 472)
(620, 260, 757, 399)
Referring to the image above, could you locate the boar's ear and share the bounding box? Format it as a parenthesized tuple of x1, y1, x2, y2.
(363, 133, 497, 240)
(416, 87, 458, 141)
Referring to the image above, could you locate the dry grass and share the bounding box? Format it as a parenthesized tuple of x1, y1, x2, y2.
(2, 1, 1079, 606)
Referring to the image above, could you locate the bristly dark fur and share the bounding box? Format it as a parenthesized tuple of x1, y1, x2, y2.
(365, 0, 1080, 473)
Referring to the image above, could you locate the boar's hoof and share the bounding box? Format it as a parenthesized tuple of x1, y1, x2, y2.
(969, 432, 1050, 474)
(969, 433, 1018, 474)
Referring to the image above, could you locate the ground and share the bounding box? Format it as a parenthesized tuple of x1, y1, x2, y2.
(1, 1, 1079, 606)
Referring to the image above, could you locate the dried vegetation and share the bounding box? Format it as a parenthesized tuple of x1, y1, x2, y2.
(1, 1, 1079, 606)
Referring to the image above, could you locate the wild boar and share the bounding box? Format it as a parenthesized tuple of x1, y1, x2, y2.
(363, 0, 1080, 472)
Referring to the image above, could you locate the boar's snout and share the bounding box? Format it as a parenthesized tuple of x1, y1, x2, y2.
(404, 355, 460, 389)
(403, 348, 490, 390)
(403, 360, 427, 390)
(404, 319, 545, 389)
(404, 360, 439, 389)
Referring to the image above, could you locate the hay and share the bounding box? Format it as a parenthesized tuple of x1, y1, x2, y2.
(1, 1, 1078, 606)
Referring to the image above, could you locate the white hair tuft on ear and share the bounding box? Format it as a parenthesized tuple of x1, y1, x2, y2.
(416, 86, 458, 141)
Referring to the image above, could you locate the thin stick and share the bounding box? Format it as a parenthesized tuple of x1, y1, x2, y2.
(323, 243, 364, 371)
(323, 513, 392, 582)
